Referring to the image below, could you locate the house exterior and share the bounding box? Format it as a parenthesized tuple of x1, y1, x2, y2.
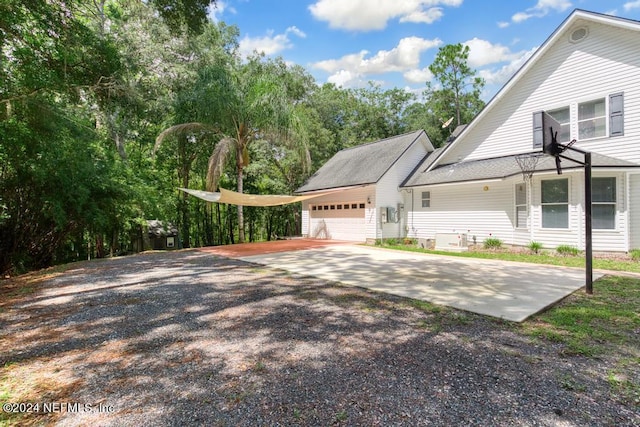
(296, 130, 434, 241)
(296, 10, 640, 252)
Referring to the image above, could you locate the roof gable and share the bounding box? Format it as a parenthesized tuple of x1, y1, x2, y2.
(424, 9, 640, 172)
(296, 130, 432, 193)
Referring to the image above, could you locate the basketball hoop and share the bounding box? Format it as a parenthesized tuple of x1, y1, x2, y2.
(515, 153, 544, 182)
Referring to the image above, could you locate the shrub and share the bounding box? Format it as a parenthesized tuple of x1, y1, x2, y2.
(483, 237, 503, 249)
(527, 241, 543, 254)
(556, 244, 580, 256)
(630, 249, 640, 261)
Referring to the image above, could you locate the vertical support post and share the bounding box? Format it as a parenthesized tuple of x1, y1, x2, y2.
(584, 153, 593, 294)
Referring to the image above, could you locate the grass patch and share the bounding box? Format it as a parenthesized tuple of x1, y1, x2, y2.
(523, 276, 640, 357)
(372, 243, 640, 273)
(556, 244, 580, 256)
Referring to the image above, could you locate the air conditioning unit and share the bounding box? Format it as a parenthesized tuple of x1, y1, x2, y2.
(435, 232, 468, 251)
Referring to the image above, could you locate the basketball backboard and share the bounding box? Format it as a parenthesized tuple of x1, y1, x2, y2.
(533, 111, 562, 155)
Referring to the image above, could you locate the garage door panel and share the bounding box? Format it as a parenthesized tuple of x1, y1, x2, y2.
(310, 217, 366, 241)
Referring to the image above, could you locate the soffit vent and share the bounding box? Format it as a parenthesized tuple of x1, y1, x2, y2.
(569, 27, 588, 43)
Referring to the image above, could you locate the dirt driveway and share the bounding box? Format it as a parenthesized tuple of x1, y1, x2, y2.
(0, 250, 635, 426)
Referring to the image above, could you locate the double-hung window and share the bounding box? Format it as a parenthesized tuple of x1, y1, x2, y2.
(421, 191, 431, 208)
(541, 179, 569, 229)
(578, 98, 606, 140)
(515, 183, 527, 228)
(592, 177, 616, 229)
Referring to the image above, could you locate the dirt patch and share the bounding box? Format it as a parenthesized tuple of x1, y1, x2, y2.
(197, 238, 353, 257)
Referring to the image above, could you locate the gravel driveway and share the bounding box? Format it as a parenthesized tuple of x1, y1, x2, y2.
(0, 250, 636, 426)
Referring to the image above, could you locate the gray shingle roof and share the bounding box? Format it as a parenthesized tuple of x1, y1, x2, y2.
(296, 130, 428, 193)
(402, 151, 640, 187)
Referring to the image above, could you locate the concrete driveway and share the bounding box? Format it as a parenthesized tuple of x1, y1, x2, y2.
(238, 244, 601, 322)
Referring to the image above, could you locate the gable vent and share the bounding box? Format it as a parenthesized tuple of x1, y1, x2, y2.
(569, 27, 588, 43)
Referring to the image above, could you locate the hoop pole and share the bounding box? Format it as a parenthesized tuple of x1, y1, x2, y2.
(585, 153, 593, 294)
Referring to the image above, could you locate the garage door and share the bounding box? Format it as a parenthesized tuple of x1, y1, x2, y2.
(309, 201, 366, 241)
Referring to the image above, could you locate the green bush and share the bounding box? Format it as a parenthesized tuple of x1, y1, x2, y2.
(630, 249, 640, 261)
(483, 237, 503, 249)
(556, 244, 580, 256)
(528, 241, 543, 254)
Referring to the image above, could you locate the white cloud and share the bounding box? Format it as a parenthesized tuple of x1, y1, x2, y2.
(313, 37, 441, 87)
(497, 21, 510, 28)
(399, 8, 444, 24)
(510, 0, 572, 24)
(403, 67, 434, 84)
(308, 0, 463, 31)
(239, 26, 307, 57)
(477, 46, 537, 86)
(464, 38, 521, 68)
(207, 1, 235, 23)
(313, 37, 442, 74)
(624, 0, 640, 11)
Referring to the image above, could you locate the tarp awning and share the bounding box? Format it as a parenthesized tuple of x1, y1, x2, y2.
(179, 187, 343, 207)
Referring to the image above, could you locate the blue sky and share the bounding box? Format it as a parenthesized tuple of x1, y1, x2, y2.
(210, 0, 640, 100)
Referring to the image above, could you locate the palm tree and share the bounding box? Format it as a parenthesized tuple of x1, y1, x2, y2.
(156, 56, 309, 243)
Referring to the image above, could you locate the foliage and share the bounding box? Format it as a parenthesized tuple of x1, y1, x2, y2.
(528, 241, 543, 254)
(0, 1, 496, 275)
(556, 245, 580, 256)
(483, 237, 503, 249)
(631, 249, 640, 261)
(424, 43, 485, 146)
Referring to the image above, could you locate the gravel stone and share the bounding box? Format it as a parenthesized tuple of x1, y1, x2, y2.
(0, 249, 637, 426)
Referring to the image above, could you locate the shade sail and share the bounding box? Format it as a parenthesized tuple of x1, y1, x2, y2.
(179, 187, 343, 207)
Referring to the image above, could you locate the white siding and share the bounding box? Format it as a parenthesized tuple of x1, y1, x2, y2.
(376, 136, 429, 240)
(630, 173, 640, 249)
(408, 180, 515, 245)
(441, 21, 640, 165)
(408, 171, 630, 252)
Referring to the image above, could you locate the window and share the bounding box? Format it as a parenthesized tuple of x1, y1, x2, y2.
(312, 205, 317, 211)
(592, 177, 616, 229)
(351, 203, 357, 209)
(421, 191, 431, 208)
(330, 204, 335, 210)
(541, 179, 569, 228)
(515, 183, 527, 228)
(337, 204, 342, 210)
(359, 203, 365, 209)
(548, 107, 571, 143)
(344, 204, 350, 210)
(578, 98, 606, 140)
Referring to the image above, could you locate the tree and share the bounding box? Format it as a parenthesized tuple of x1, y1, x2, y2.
(156, 56, 310, 243)
(424, 43, 485, 146)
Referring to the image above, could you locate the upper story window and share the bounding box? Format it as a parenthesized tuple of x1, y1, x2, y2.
(578, 98, 606, 140)
(539, 93, 624, 144)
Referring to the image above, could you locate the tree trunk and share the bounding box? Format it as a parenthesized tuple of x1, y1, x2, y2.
(236, 145, 245, 243)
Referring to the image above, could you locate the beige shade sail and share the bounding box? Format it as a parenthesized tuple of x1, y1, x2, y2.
(179, 187, 348, 207)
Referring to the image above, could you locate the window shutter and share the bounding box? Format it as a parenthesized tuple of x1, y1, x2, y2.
(609, 92, 624, 137)
(532, 111, 543, 150)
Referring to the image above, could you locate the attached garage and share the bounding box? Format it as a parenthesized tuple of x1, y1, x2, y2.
(297, 130, 434, 242)
(309, 201, 367, 241)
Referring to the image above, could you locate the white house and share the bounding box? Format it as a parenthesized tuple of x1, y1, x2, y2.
(296, 9, 640, 252)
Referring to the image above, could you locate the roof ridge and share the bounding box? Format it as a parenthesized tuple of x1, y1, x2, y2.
(337, 129, 423, 153)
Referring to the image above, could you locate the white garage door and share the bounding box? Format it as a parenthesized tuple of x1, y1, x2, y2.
(309, 201, 366, 241)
